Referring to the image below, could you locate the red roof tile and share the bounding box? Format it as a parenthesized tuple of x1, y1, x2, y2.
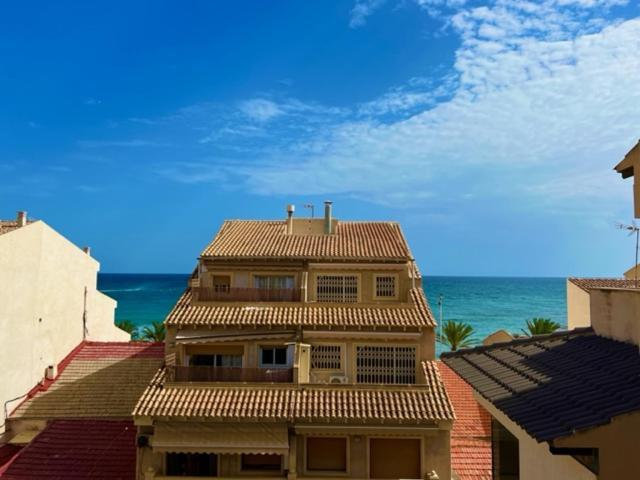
(0, 420, 135, 480)
(439, 362, 492, 480)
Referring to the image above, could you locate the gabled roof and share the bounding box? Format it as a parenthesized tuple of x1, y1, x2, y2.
(133, 362, 455, 424)
(11, 342, 164, 420)
(568, 277, 640, 291)
(439, 362, 492, 480)
(165, 287, 436, 328)
(442, 328, 640, 442)
(0, 420, 135, 480)
(201, 220, 413, 261)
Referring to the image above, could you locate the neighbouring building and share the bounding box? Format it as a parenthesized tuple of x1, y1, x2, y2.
(0, 211, 129, 432)
(443, 141, 640, 480)
(133, 202, 455, 479)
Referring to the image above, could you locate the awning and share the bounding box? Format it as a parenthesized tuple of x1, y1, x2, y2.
(153, 423, 289, 455)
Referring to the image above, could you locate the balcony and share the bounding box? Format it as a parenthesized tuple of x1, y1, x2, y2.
(195, 287, 301, 302)
(168, 366, 294, 383)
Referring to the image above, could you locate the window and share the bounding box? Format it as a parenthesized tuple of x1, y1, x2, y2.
(166, 453, 217, 477)
(190, 354, 242, 367)
(492, 419, 519, 480)
(374, 275, 397, 299)
(311, 345, 342, 370)
(306, 437, 347, 472)
(211, 275, 231, 293)
(241, 454, 283, 471)
(356, 346, 416, 384)
(260, 346, 289, 367)
(316, 275, 358, 303)
(254, 275, 295, 290)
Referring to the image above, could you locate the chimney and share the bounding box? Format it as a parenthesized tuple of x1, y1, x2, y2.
(324, 201, 333, 235)
(286, 204, 295, 235)
(83, 246, 91, 256)
(16, 211, 27, 227)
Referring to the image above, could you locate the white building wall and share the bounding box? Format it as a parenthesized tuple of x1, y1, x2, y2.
(0, 221, 128, 432)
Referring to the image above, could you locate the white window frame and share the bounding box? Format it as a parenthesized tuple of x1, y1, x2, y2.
(259, 345, 293, 368)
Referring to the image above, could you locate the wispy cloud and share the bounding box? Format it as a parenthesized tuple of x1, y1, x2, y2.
(350, 0, 387, 28)
(84, 98, 102, 106)
(77, 139, 171, 148)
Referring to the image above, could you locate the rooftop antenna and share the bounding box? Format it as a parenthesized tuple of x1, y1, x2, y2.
(303, 204, 315, 218)
(617, 221, 640, 287)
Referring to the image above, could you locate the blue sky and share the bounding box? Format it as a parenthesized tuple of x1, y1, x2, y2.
(2, 0, 640, 275)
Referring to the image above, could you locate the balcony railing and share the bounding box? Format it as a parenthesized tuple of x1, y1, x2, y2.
(167, 366, 294, 383)
(195, 287, 301, 302)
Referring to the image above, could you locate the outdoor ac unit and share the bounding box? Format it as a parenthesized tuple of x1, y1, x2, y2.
(329, 375, 348, 384)
(45, 365, 57, 380)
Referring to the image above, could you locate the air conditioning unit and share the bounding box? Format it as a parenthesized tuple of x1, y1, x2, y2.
(329, 375, 348, 384)
(45, 365, 57, 380)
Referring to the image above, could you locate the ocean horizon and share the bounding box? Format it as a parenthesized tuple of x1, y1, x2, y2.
(98, 273, 567, 354)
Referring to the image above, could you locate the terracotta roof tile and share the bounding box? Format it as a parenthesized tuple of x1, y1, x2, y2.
(568, 277, 640, 291)
(133, 361, 454, 423)
(442, 327, 640, 442)
(0, 420, 135, 480)
(166, 288, 436, 328)
(0, 221, 27, 236)
(201, 220, 412, 260)
(439, 362, 492, 480)
(11, 342, 164, 420)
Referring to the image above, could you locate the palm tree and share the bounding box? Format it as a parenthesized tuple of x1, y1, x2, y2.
(115, 319, 139, 340)
(437, 320, 475, 351)
(523, 317, 561, 336)
(140, 321, 165, 342)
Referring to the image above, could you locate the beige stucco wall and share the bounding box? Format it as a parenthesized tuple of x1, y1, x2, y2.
(475, 394, 595, 480)
(0, 221, 128, 431)
(555, 410, 640, 480)
(589, 288, 640, 346)
(566, 281, 592, 329)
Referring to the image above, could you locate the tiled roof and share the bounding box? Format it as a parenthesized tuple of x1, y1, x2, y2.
(166, 288, 436, 328)
(439, 362, 492, 480)
(201, 220, 412, 260)
(11, 342, 164, 420)
(133, 361, 454, 423)
(0, 420, 135, 480)
(442, 328, 640, 442)
(568, 277, 640, 291)
(0, 221, 30, 236)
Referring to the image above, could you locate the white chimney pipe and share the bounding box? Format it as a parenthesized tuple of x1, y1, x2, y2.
(16, 211, 27, 227)
(324, 201, 333, 235)
(286, 204, 295, 234)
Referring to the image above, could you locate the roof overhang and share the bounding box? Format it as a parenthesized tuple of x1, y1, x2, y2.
(614, 140, 640, 179)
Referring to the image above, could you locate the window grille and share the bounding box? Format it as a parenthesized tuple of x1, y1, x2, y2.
(356, 346, 416, 384)
(375, 275, 396, 298)
(316, 275, 358, 303)
(311, 345, 341, 369)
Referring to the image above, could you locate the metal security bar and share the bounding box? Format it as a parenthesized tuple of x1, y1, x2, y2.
(311, 345, 342, 369)
(375, 275, 396, 297)
(316, 275, 358, 303)
(356, 346, 416, 384)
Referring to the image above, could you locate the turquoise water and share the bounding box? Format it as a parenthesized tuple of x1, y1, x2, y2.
(98, 274, 567, 354)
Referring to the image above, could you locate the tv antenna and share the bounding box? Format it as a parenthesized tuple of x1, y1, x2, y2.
(303, 204, 315, 218)
(617, 221, 640, 287)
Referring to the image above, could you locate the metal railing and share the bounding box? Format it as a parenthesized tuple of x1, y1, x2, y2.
(195, 287, 301, 302)
(167, 366, 294, 383)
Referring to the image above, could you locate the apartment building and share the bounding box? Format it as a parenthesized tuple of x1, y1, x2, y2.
(134, 202, 454, 480)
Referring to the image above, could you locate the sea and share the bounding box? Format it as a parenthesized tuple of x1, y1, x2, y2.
(98, 274, 567, 356)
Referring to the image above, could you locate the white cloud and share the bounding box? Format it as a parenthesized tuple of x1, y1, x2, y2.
(239, 99, 284, 122)
(350, 0, 387, 28)
(224, 1, 640, 214)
